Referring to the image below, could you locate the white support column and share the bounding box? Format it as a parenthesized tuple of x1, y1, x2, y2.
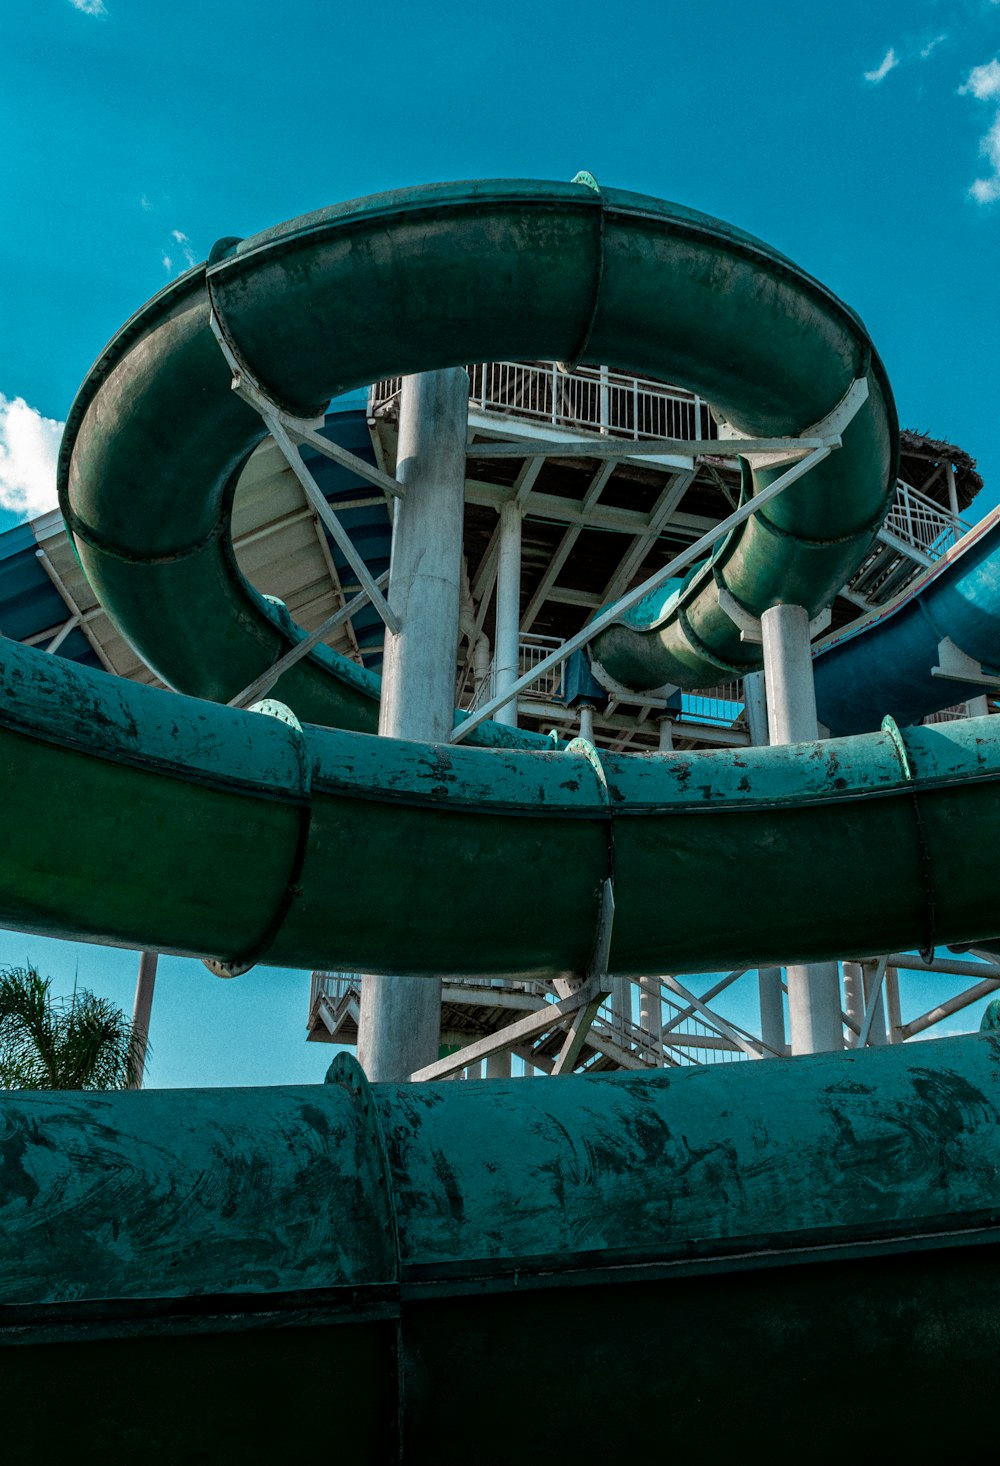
(357, 368, 469, 1083)
(493, 499, 522, 728)
(945, 463, 960, 519)
(758, 967, 786, 1056)
(486, 1051, 512, 1079)
(639, 976, 663, 1062)
(843, 961, 864, 1038)
(658, 718, 674, 751)
(578, 704, 595, 742)
(742, 669, 769, 746)
(129, 950, 158, 1089)
(611, 975, 631, 1047)
(761, 602, 843, 1055)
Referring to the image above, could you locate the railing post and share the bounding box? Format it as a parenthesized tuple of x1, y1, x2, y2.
(551, 361, 558, 425)
(599, 365, 609, 436)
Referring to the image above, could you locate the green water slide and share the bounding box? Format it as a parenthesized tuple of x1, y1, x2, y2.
(5, 180, 1000, 1460)
(59, 179, 897, 713)
(0, 177, 978, 971)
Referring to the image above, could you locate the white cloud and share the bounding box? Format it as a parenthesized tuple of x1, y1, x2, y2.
(0, 396, 63, 519)
(161, 253, 173, 273)
(865, 48, 899, 84)
(69, 0, 107, 14)
(961, 59, 1000, 204)
(170, 229, 196, 269)
(960, 58, 1000, 100)
(140, 194, 153, 213)
(920, 34, 947, 60)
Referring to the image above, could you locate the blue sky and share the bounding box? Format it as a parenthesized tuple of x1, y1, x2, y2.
(0, 0, 999, 1083)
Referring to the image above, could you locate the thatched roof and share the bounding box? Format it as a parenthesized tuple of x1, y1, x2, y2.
(899, 430, 983, 512)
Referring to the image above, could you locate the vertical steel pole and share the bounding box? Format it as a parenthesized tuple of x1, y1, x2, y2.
(945, 463, 960, 519)
(493, 499, 522, 728)
(486, 1051, 512, 1079)
(758, 968, 787, 1056)
(640, 976, 663, 1061)
(129, 949, 158, 1089)
(843, 961, 864, 1040)
(747, 668, 784, 1055)
(357, 368, 469, 1083)
(761, 603, 843, 1055)
(742, 669, 769, 746)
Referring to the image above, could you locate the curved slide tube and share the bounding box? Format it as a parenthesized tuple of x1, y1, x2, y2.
(3, 1039, 1000, 1459)
(814, 504, 1000, 735)
(58, 179, 897, 715)
(3, 635, 1000, 973)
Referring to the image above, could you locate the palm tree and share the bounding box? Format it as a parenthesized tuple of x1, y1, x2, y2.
(0, 964, 144, 1090)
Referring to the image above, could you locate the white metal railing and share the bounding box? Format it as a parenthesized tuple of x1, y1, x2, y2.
(594, 990, 746, 1067)
(310, 972, 360, 1010)
(466, 633, 566, 712)
(370, 361, 714, 444)
(884, 479, 970, 559)
(517, 632, 565, 698)
(371, 370, 967, 569)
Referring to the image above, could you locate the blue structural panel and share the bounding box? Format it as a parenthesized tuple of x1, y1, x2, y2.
(815, 505, 1000, 735)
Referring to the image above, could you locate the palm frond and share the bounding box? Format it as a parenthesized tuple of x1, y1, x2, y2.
(0, 965, 145, 1091)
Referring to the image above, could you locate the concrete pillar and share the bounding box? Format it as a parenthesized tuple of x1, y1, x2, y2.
(967, 695, 990, 718)
(129, 949, 158, 1089)
(493, 499, 522, 728)
(761, 602, 843, 1055)
(743, 669, 769, 746)
(486, 1051, 512, 1079)
(357, 368, 469, 1083)
(578, 704, 595, 742)
(843, 961, 864, 1041)
(640, 976, 663, 1061)
(658, 718, 674, 751)
(758, 967, 786, 1056)
(761, 604, 820, 745)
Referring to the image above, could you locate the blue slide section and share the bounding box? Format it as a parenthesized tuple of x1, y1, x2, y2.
(814, 506, 1000, 736)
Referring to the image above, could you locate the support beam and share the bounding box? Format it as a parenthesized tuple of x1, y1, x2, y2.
(761, 602, 843, 1055)
(600, 469, 696, 606)
(742, 670, 769, 746)
(520, 461, 616, 632)
(357, 369, 469, 1083)
(454, 444, 833, 742)
(409, 980, 605, 1083)
(860, 959, 888, 1047)
(758, 967, 787, 1057)
(493, 499, 522, 728)
(129, 950, 158, 1089)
